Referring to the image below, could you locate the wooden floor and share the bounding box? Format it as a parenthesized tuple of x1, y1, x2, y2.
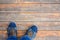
(0, 0, 60, 40)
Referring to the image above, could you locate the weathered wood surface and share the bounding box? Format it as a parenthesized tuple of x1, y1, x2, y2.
(0, 0, 60, 3)
(0, 12, 60, 21)
(0, 31, 60, 40)
(0, 22, 60, 30)
(0, 4, 60, 13)
(0, 0, 60, 40)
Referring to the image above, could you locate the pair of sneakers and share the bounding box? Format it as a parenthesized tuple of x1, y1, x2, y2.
(7, 22, 38, 40)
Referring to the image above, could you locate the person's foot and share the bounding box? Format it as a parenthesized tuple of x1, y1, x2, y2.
(20, 25, 38, 40)
(25, 25, 38, 39)
(7, 22, 17, 40)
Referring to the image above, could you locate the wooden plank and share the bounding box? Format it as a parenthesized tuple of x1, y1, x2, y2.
(0, 12, 60, 21)
(1, 30, 60, 37)
(2, 36, 60, 40)
(0, 4, 60, 13)
(43, 36, 60, 40)
(1, 30, 60, 40)
(0, 0, 17, 4)
(0, 0, 60, 4)
(17, 0, 60, 3)
(0, 22, 60, 30)
(0, 4, 17, 8)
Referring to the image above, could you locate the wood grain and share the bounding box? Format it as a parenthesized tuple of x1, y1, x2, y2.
(0, 12, 60, 21)
(1, 30, 60, 37)
(0, 4, 60, 12)
(0, 0, 60, 40)
(0, 21, 60, 30)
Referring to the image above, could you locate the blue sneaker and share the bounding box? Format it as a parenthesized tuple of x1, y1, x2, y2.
(25, 25, 38, 40)
(19, 25, 38, 40)
(7, 22, 17, 40)
(20, 25, 38, 40)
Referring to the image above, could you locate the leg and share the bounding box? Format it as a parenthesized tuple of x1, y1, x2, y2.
(20, 35, 31, 40)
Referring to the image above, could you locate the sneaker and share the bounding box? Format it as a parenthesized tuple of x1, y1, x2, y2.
(19, 25, 38, 40)
(7, 22, 17, 40)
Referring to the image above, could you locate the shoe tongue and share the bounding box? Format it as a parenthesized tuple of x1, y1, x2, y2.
(10, 29, 16, 36)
